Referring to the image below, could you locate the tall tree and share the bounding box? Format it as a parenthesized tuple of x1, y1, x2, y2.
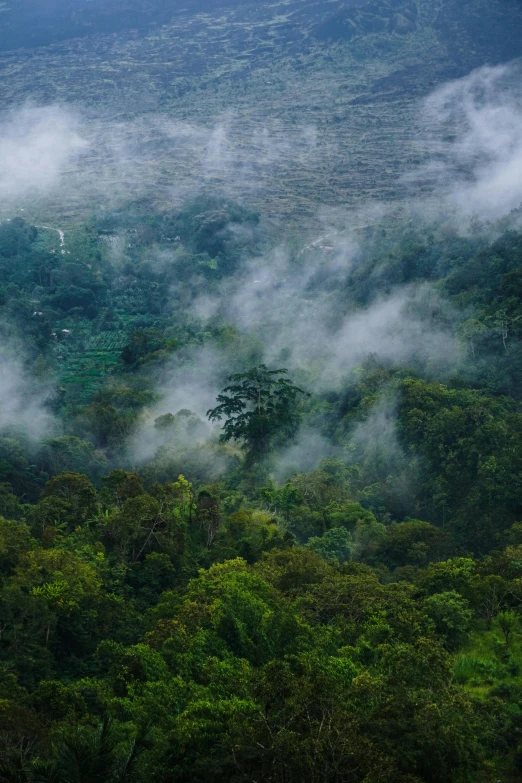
(207, 365, 307, 463)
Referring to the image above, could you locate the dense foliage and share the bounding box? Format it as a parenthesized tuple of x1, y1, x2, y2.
(3, 202, 522, 780)
(207, 366, 308, 464)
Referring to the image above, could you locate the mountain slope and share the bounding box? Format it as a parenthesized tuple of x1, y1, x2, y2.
(1, 0, 522, 228)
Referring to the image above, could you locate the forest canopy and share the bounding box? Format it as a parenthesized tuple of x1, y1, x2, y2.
(2, 200, 522, 780)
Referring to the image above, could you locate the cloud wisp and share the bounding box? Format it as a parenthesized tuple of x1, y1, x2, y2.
(407, 61, 522, 224)
(189, 238, 457, 391)
(0, 351, 57, 441)
(0, 105, 88, 209)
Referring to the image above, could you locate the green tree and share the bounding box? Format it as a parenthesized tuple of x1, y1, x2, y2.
(0, 517, 33, 575)
(99, 470, 144, 508)
(13, 549, 102, 619)
(261, 481, 301, 525)
(42, 473, 97, 529)
(380, 520, 457, 569)
(424, 591, 473, 651)
(121, 330, 165, 368)
(37, 437, 107, 481)
(496, 610, 518, 648)
(306, 527, 353, 562)
(207, 365, 307, 463)
(29, 715, 151, 782)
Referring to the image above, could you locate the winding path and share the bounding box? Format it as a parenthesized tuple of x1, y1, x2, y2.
(37, 225, 65, 249)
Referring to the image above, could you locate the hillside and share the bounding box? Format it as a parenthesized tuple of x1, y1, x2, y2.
(4, 2, 522, 781)
(2, 0, 522, 228)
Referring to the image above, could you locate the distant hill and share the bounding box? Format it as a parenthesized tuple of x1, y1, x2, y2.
(2, 0, 522, 228)
(2, 0, 521, 61)
(0, 0, 253, 51)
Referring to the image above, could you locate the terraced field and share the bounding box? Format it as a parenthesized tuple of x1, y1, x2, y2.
(51, 331, 123, 399)
(1, 0, 522, 232)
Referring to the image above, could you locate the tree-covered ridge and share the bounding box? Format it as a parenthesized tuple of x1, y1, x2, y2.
(1, 465, 522, 781)
(3, 202, 522, 778)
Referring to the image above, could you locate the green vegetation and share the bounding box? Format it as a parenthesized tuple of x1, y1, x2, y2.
(208, 365, 308, 464)
(3, 0, 522, 776)
(1, 199, 522, 778)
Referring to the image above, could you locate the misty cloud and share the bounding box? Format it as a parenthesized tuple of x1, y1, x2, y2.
(126, 345, 228, 466)
(190, 237, 457, 389)
(1, 109, 330, 217)
(0, 352, 56, 441)
(409, 61, 522, 223)
(0, 105, 87, 207)
(273, 428, 339, 483)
